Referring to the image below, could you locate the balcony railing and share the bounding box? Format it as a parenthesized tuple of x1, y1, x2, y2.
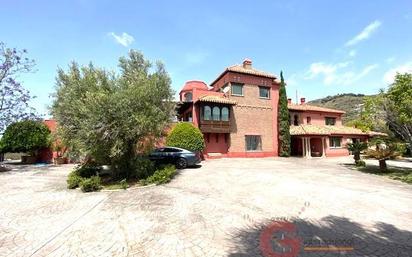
(199, 120, 230, 133)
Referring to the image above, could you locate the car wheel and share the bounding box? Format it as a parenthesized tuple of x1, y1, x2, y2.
(176, 158, 188, 169)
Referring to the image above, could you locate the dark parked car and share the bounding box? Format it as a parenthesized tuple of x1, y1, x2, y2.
(149, 147, 201, 169)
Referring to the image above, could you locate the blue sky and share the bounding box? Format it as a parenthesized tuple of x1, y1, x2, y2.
(2, 0, 412, 117)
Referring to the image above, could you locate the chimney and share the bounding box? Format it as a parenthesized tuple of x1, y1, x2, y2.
(287, 98, 292, 104)
(300, 97, 306, 105)
(242, 58, 252, 69)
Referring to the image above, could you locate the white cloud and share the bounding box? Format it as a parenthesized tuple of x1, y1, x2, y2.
(357, 64, 379, 79)
(109, 32, 134, 47)
(349, 50, 357, 57)
(345, 20, 382, 47)
(383, 62, 412, 84)
(305, 62, 378, 85)
(305, 62, 350, 84)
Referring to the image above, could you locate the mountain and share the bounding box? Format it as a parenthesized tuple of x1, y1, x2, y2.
(308, 93, 370, 124)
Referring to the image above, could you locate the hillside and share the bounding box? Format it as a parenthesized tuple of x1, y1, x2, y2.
(308, 93, 370, 124)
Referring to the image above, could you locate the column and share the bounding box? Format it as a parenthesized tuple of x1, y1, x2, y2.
(307, 137, 312, 158)
(321, 137, 326, 157)
(301, 137, 305, 157)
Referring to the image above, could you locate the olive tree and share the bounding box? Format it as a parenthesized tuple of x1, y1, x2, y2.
(51, 50, 175, 178)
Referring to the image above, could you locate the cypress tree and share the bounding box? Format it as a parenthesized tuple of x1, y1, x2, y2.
(278, 71, 291, 156)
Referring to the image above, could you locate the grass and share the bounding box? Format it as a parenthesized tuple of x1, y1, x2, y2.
(355, 165, 412, 184)
(100, 176, 139, 190)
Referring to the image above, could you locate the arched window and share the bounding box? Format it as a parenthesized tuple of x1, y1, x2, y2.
(184, 92, 192, 102)
(221, 107, 229, 121)
(212, 106, 220, 121)
(203, 106, 211, 120)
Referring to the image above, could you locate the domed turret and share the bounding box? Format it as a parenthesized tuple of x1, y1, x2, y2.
(179, 80, 208, 102)
(181, 80, 208, 92)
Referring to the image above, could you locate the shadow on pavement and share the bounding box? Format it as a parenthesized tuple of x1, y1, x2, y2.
(228, 215, 412, 257)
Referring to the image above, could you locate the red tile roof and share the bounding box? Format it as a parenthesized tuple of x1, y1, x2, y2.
(210, 61, 278, 87)
(290, 124, 367, 136)
(288, 104, 346, 114)
(195, 95, 237, 105)
(181, 80, 208, 92)
(226, 64, 277, 79)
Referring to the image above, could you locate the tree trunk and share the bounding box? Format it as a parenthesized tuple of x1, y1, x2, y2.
(0, 153, 4, 162)
(353, 152, 360, 162)
(379, 159, 387, 171)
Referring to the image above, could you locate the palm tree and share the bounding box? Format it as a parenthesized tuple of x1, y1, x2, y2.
(366, 142, 401, 171)
(347, 141, 368, 164)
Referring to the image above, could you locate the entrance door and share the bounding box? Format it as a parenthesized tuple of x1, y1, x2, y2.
(291, 137, 303, 156)
(204, 133, 229, 153)
(310, 138, 323, 157)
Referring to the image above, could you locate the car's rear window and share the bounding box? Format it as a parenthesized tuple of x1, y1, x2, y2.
(164, 148, 182, 152)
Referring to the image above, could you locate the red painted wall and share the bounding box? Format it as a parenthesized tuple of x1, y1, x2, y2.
(325, 135, 368, 157)
(291, 111, 343, 126)
(204, 133, 229, 153)
(38, 120, 58, 163)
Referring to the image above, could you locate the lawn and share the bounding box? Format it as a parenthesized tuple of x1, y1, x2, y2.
(356, 165, 412, 184)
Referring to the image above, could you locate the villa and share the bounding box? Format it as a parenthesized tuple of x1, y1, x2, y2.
(177, 59, 377, 158)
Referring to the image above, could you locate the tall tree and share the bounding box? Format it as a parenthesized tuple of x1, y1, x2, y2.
(382, 73, 412, 146)
(0, 42, 37, 134)
(278, 71, 291, 157)
(52, 50, 175, 178)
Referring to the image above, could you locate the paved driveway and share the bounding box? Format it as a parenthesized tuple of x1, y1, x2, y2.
(1, 157, 412, 257)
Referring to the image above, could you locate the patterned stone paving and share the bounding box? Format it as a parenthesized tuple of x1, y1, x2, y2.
(0, 157, 411, 256)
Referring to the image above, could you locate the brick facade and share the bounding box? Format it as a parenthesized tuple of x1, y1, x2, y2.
(177, 59, 372, 158)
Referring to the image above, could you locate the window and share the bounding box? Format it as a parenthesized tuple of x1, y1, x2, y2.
(329, 137, 342, 148)
(221, 107, 229, 121)
(306, 116, 311, 124)
(184, 92, 192, 102)
(325, 117, 336, 125)
(259, 86, 270, 99)
(293, 115, 299, 126)
(164, 147, 182, 152)
(212, 106, 220, 121)
(245, 135, 262, 151)
(203, 106, 211, 120)
(231, 83, 243, 96)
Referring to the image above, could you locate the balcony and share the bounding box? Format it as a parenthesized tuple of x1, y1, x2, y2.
(199, 120, 230, 133)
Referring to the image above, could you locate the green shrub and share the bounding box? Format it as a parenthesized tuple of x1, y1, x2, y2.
(355, 160, 366, 167)
(80, 176, 102, 192)
(130, 157, 156, 179)
(1, 120, 50, 154)
(166, 123, 205, 152)
(67, 170, 83, 189)
(75, 164, 101, 178)
(120, 179, 128, 189)
(141, 164, 176, 185)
